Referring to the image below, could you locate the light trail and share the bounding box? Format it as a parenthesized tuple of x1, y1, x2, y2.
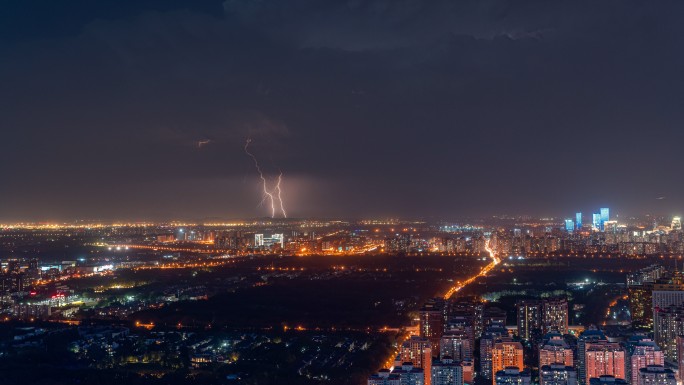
(378, 238, 501, 372)
(443, 238, 500, 300)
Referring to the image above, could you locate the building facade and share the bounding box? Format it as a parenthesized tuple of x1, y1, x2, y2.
(637, 365, 675, 385)
(584, 342, 626, 384)
(492, 341, 524, 385)
(431, 357, 463, 385)
(540, 364, 578, 385)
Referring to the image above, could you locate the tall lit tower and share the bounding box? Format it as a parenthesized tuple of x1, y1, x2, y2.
(653, 305, 684, 361)
(565, 220, 575, 233)
(420, 299, 445, 356)
(652, 271, 684, 360)
(516, 300, 542, 341)
(542, 298, 569, 335)
(600, 208, 610, 231)
(576, 213, 582, 230)
(441, 329, 472, 362)
(592, 214, 602, 232)
(672, 217, 682, 231)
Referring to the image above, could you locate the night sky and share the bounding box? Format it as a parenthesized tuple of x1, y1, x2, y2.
(2, 0, 684, 221)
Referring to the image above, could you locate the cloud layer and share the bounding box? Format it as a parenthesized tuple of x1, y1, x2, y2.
(1, 0, 684, 220)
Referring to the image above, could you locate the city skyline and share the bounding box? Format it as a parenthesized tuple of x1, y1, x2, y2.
(0, 204, 683, 384)
(0, 210, 680, 225)
(3, 2, 684, 385)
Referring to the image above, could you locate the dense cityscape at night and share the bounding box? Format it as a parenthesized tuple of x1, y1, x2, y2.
(0, 214, 684, 384)
(4, 0, 684, 384)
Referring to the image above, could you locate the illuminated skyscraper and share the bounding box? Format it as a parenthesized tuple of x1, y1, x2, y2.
(542, 298, 569, 335)
(480, 322, 508, 380)
(576, 213, 582, 230)
(652, 271, 684, 360)
(450, 297, 484, 338)
(592, 214, 601, 232)
(441, 330, 472, 362)
(445, 316, 475, 357)
(565, 220, 575, 233)
(492, 341, 524, 385)
(600, 208, 610, 228)
(672, 217, 682, 231)
(653, 305, 684, 361)
(420, 300, 445, 356)
(628, 265, 664, 328)
(516, 300, 542, 340)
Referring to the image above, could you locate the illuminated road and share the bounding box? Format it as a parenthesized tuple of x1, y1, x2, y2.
(443, 238, 500, 299)
(380, 239, 500, 370)
(103, 243, 222, 253)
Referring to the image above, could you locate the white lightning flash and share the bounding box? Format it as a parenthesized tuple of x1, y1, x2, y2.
(275, 172, 287, 218)
(244, 139, 287, 218)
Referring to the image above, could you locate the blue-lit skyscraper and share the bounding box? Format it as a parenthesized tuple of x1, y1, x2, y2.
(592, 213, 601, 231)
(576, 212, 582, 230)
(565, 219, 575, 232)
(600, 208, 609, 225)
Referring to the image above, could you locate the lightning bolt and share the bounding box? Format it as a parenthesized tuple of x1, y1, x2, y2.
(244, 139, 276, 217)
(244, 139, 287, 218)
(275, 171, 287, 218)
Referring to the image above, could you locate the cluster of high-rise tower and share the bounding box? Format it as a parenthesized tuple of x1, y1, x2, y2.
(368, 290, 678, 385)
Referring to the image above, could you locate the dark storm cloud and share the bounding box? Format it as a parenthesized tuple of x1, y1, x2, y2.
(2, 0, 684, 220)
